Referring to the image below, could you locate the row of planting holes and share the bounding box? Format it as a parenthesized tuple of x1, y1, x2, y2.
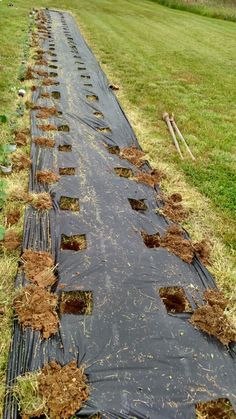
(60, 15, 111, 133)
(42, 16, 191, 318)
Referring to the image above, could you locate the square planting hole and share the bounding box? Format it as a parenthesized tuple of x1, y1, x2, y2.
(86, 94, 98, 102)
(60, 291, 93, 315)
(106, 145, 120, 155)
(58, 124, 70, 132)
(195, 398, 235, 419)
(61, 234, 86, 251)
(159, 287, 192, 313)
(59, 167, 76, 175)
(51, 91, 61, 99)
(129, 198, 147, 211)
(59, 196, 80, 211)
(141, 231, 160, 248)
(114, 167, 133, 178)
(58, 144, 72, 152)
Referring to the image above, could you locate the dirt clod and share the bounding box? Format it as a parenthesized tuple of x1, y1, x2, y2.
(14, 285, 59, 339)
(22, 249, 56, 287)
(120, 146, 146, 168)
(6, 209, 21, 226)
(37, 124, 57, 131)
(193, 239, 212, 265)
(160, 225, 194, 263)
(37, 360, 89, 419)
(36, 106, 57, 119)
(190, 289, 236, 345)
(134, 168, 165, 188)
(42, 78, 58, 86)
(14, 131, 28, 146)
(34, 137, 55, 148)
(12, 153, 31, 171)
(28, 192, 53, 211)
(159, 193, 188, 223)
(1, 230, 21, 250)
(36, 170, 60, 184)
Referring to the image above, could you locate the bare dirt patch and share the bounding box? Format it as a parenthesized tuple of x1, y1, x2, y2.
(14, 285, 59, 339)
(120, 146, 146, 168)
(22, 249, 56, 287)
(6, 209, 21, 226)
(28, 192, 53, 211)
(40, 92, 50, 98)
(134, 168, 166, 188)
(36, 170, 60, 184)
(190, 289, 236, 345)
(12, 153, 32, 172)
(59, 196, 80, 211)
(42, 78, 58, 86)
(1, 230, 21, 250)
(193, 239, 212, 265)
(34, 137, 55, 148)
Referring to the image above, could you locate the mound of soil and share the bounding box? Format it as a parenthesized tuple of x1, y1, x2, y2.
(22, 249, 56, 287)
(40, 92, 50, 98)
(14, 285, 59, 339)
(36, 107, 57, 119)
(28, 192, 53, 211)
(160, 193, 188, 223)
(196, 398, 235, 419)
(14, 131, 28, 147)
(6, 209, 21, 226)
(134, 168, 165, 188)
(193, 239, 212, 265)
(25, 67, 36, 80)
(190, 305, 236, 346)
(37, 360, 89, 418)
(37, 124, 57, 131)
(120, 146, 146, 168)
(1, 231, 21, 250)
(9, 188, 29, 202)
(36, 170, 60, 184)
(160, 225, 194, 263)
(204, 288, 228, 310)
(42, 78, 57, 86)
(12, 153, 32, 171)
(34, 137, 55, 148)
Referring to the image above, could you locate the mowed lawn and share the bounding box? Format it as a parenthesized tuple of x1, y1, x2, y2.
(1, 0, 236, 250)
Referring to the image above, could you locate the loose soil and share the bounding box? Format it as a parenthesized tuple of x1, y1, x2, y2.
(193, 239, 212, 265)
(36, 170, 60, 184)
(160, 225, 194, 263)
(134, 168, 165, 188)
(6, 209, 21, 226)
(12, 153, 32, 172)
(40, 92, 50, 98)
(36, 107, 57, 119)
(14, 285, 59, 339)
(159, 193, 188, 223)
(36, 360, 89, 419)
(196, 398, 236, 419)
(28, 192, 53, 211)
(14, 131, 28, 147)
(37, 124, 57, 131)
(120, 146, 146, 168)
(9, 188, 30, 202)
(1, 231, 21, 251)
(190, 289, 236, 345)
(42, 78, 58, 86)
(34, 137, 55, 148)
(159, 286, 192, 313)
(22, 249, 56, 287)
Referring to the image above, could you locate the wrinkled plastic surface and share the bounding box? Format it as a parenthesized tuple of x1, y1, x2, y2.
(4, 9, 236, 419)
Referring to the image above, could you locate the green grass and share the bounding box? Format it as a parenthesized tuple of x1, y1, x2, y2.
(150, 0, 236, 22)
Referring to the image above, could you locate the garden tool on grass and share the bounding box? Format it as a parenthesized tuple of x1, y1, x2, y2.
(170, 113, 196, 161)
(162, 112, 184, 160)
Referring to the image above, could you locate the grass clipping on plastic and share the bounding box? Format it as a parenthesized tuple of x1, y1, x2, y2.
(14, 360, 89, 419)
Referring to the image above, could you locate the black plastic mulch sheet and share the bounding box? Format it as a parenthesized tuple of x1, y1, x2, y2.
(4, 9, 236, 419)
